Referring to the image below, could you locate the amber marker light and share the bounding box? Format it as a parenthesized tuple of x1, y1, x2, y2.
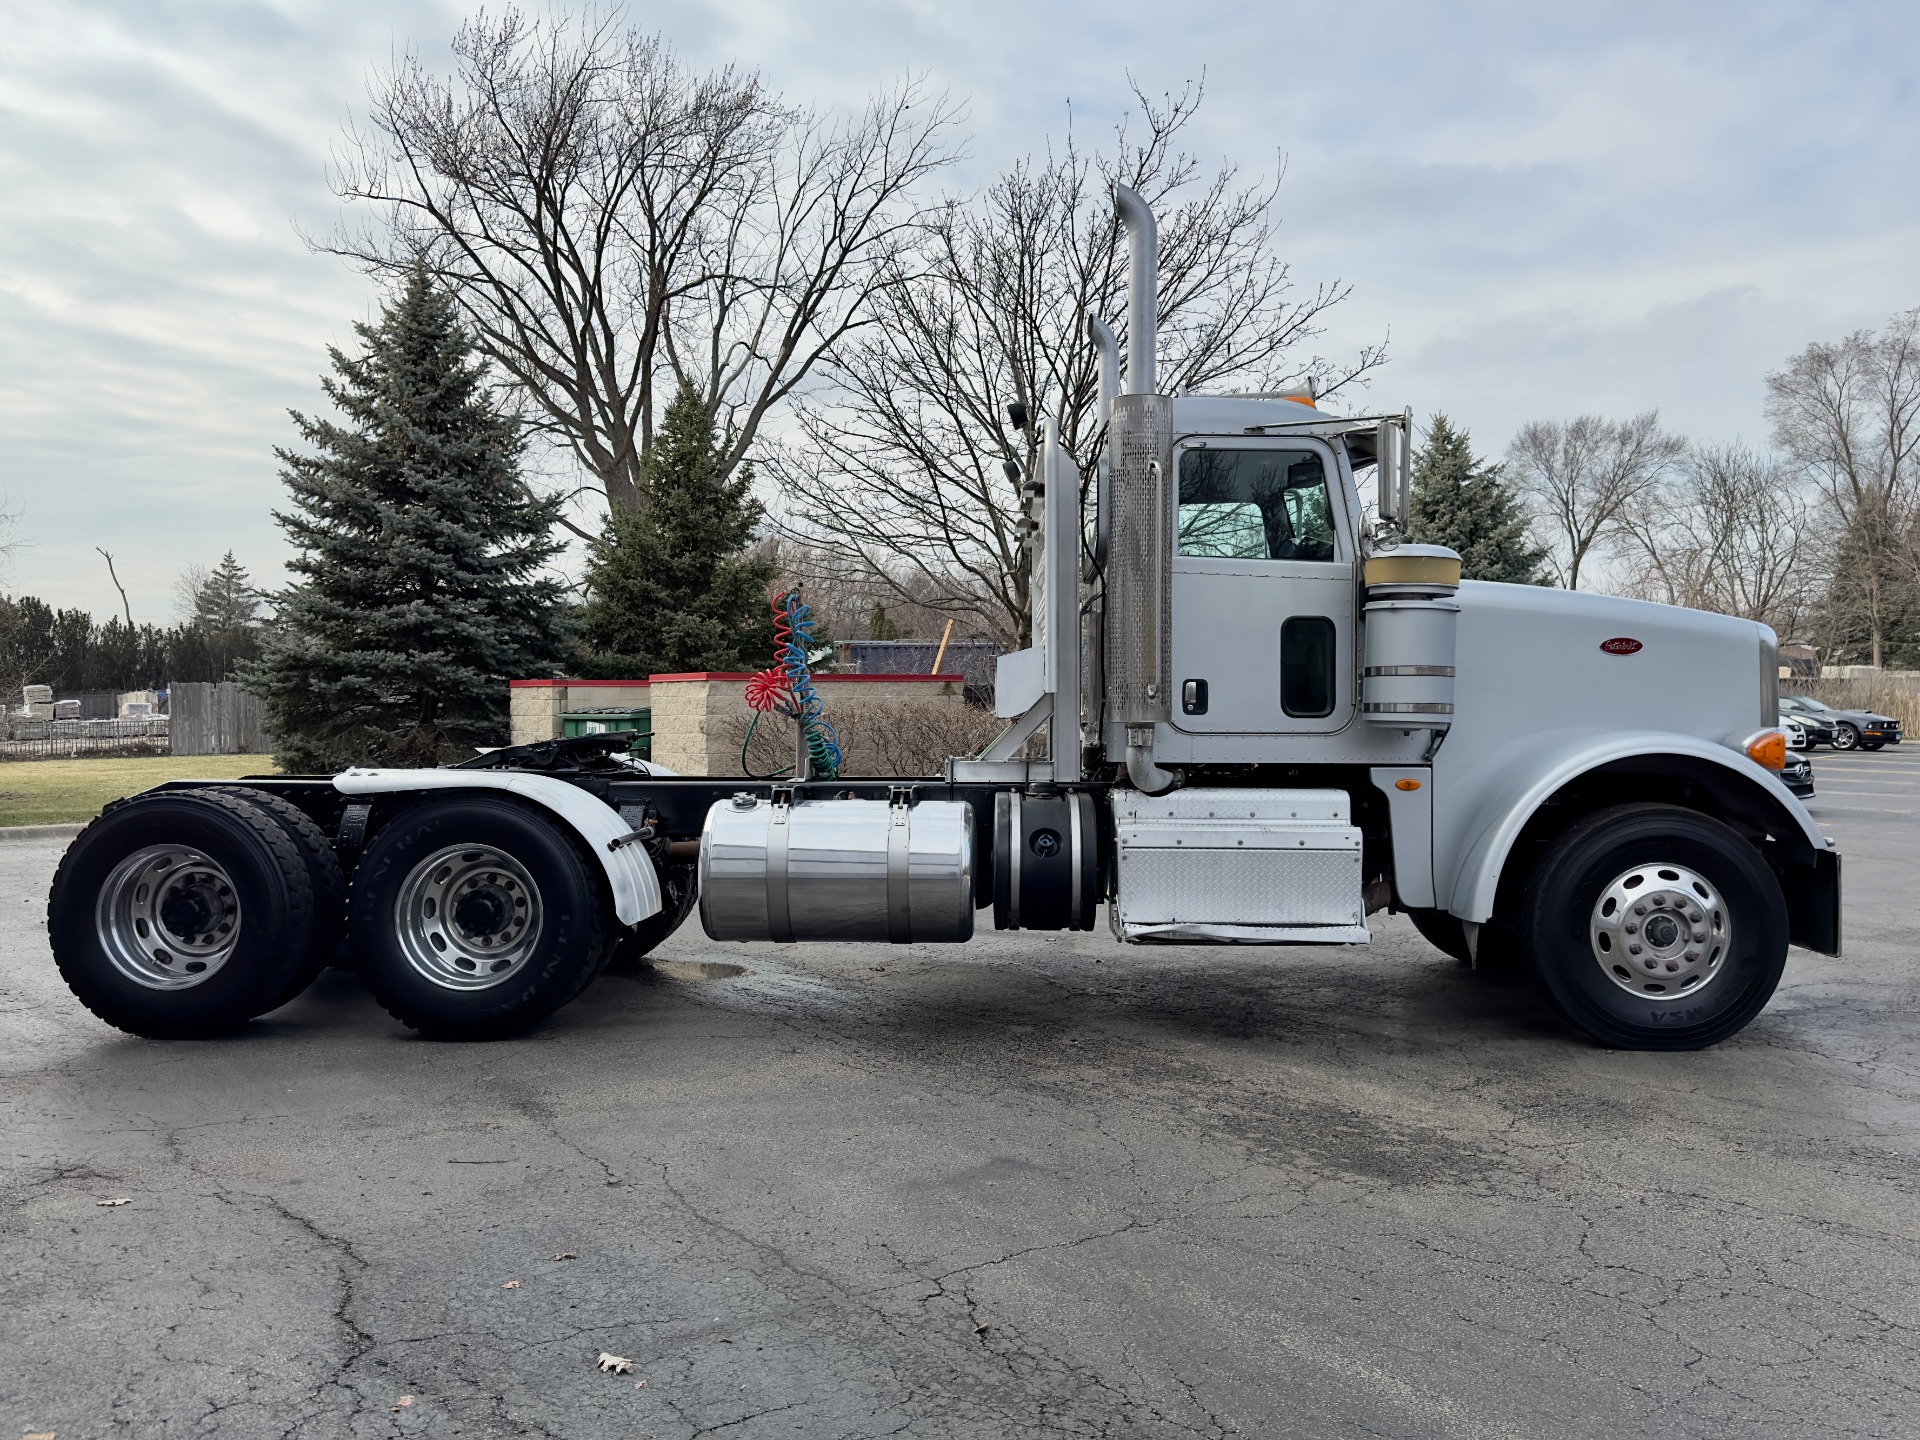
(1395, 778, 1422, 791)
(1744, 730, 1787, 771)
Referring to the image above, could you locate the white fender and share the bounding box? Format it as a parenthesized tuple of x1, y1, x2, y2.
(1439, 729, 1825, 923)
(333, 768, 662, 926)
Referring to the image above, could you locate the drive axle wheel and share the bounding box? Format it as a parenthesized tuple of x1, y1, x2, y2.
(48, 790, 321, 1038)
(1833, 723, 1860, 750)
(349, 796, 610, 1040)
(1520, 804, 1787, 1050)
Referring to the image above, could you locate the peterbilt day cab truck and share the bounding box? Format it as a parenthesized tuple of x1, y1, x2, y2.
(46, 187, 1838, 1052)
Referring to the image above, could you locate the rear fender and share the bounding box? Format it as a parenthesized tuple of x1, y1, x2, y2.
(1440, 729, 1834, 948)
(333, 769, 662, 926)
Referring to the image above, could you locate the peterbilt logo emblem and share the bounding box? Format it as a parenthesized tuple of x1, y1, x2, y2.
(1600, 637, 1644, 655)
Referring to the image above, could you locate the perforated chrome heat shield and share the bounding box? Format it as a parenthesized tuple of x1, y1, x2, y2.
(1104, 393, 1175, 728)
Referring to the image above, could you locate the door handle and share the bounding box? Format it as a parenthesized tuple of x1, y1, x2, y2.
(1182, 679, 1208, 715)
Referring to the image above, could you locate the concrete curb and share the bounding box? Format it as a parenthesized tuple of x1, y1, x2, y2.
(0, 823, 85, 845)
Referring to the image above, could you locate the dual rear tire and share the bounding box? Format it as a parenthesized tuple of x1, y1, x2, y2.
(51, 789, 691, 1043)
(50, 789, 341, 1039)
(347, 796, 612, 1041)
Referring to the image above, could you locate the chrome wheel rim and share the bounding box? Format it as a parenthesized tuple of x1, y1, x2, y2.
(1589, 863, 1730, 998)
(95, 845, 242, 991)
(394, 844, 543, 991)
(1834, 725, 1858, 749)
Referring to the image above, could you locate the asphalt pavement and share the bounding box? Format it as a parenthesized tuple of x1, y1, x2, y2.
(2, 754, 1917, 1438)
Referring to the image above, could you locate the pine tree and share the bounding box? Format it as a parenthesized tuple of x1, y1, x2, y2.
(1408, 414, 1549, 584)
(867, 604, 900, 641)
(191, 552, 260, 633)
(246, 267, 565, 771)
(578, 381, 777, 676)
(183, 551, 263, 681)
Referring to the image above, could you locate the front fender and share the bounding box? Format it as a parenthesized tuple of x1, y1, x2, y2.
(334, 769, 663, 926)
(1439, 728, 1825, 922)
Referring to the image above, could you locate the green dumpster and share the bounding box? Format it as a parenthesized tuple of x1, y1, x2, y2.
(561, 707, 652, 759)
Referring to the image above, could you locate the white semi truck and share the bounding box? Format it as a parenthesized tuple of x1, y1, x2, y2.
(46, 187, 1837, 1051)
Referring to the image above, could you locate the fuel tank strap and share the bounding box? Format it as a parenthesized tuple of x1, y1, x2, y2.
(886, 796, 911, 943)
(766, 800, 794, 943)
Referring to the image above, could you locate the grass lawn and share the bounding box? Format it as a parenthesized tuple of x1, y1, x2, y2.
(0, 755, 279, 827)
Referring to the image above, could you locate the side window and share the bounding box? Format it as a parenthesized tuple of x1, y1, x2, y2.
(1281, 616, 1336, 717)
(1177, 448, 1336, 561)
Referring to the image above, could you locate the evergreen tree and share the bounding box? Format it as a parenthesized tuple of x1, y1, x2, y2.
(247, 267, 565, 771)
(1407, 413, 1549, 584)
(579, 381, 777, 676)
(867, 603, 900, 641)
(190, 552, 260, 633)
(181, 551, 264, 680)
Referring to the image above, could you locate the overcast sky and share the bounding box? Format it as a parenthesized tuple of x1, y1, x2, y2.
(4, 0, 1918, 618)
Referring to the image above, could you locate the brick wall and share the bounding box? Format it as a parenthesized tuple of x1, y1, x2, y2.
(646, 672, 965, 775)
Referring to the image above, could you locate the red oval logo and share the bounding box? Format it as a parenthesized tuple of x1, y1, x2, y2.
(1600, 637, 1643, 655)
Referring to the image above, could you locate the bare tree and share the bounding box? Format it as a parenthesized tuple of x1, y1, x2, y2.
(95, 548, 133, 628)
(324, 8, 958, 528)
(772, 83, 1386, 643)
(1765, 308, 1920, 668)
(1617, 444, 1816, 633)
(1505, 412, 1687, 590)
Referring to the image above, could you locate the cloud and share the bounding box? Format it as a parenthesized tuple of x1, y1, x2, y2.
(1, 0, 1917, 617)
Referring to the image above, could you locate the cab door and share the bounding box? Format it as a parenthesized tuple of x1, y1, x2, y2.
(1168, 437, 1355, 736)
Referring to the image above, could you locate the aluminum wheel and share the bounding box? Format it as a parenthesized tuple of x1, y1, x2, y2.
(393, 844, 543, 991)
(95, 845, 242, 991)
(1588, 862, 1730, 997)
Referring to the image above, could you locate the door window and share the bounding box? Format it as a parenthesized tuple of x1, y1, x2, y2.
(1177, 449, 1335, 561)
(1280, 615, 1336, 717)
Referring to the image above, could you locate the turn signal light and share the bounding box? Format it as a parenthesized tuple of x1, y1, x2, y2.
(1395, 778, 1422, 791)
(1745, 730, 1787, 771)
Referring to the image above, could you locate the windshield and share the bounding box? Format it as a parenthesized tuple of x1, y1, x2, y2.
(1787, 695, 1834, 714)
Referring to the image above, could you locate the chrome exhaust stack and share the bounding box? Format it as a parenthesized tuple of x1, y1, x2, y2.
(1106, 185, 1179, 794)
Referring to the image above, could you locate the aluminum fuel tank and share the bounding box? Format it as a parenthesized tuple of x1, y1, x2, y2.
(699, 795, 975, 943)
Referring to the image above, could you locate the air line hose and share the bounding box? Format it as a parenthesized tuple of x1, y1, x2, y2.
(744, 588, 842, 780)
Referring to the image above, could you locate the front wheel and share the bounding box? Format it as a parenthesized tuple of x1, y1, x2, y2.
(1833, 723, 1860, 750)
(1519, 804, 1787, 1050)
(349, 796, 611, 1040)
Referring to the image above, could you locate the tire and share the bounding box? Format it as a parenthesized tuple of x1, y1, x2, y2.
(600, 862, 698, 975)
(1519, 804, 1787, 1051)
(348, 795, 611, 1040)
(1834, 723, 1860, 750)
(1407, 908, 1472, 963)
(48, 790, 321, 1039)
(228, 790, 346, 1010)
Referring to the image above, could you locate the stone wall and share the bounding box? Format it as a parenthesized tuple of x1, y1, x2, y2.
(646, 672, 966, 776)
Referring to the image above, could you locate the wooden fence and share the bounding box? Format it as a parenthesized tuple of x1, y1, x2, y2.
(170, 682, 270, 756)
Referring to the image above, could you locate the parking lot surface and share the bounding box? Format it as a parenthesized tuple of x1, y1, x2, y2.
(3, 751, 1917, 1438)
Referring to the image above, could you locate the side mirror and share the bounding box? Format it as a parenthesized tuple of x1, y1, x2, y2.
(1375, 409, 1413, 529)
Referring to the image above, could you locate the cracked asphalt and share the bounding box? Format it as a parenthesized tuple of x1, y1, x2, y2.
(4, 751, 1918, 1438)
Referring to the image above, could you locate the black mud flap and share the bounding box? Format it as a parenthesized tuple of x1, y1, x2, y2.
(1785, 848, 1841, 955)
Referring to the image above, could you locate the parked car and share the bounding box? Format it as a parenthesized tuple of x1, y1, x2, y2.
(1781, 694, 1902, 751)
(1777, 702, 1837, 746)
(1782, 749, 1815, 798)
(1780, 714, 1810, 750)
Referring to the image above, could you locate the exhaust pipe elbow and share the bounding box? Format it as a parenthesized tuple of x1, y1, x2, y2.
(1114, 185, 1157, 396)
(1125, 738, 1181, 796)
